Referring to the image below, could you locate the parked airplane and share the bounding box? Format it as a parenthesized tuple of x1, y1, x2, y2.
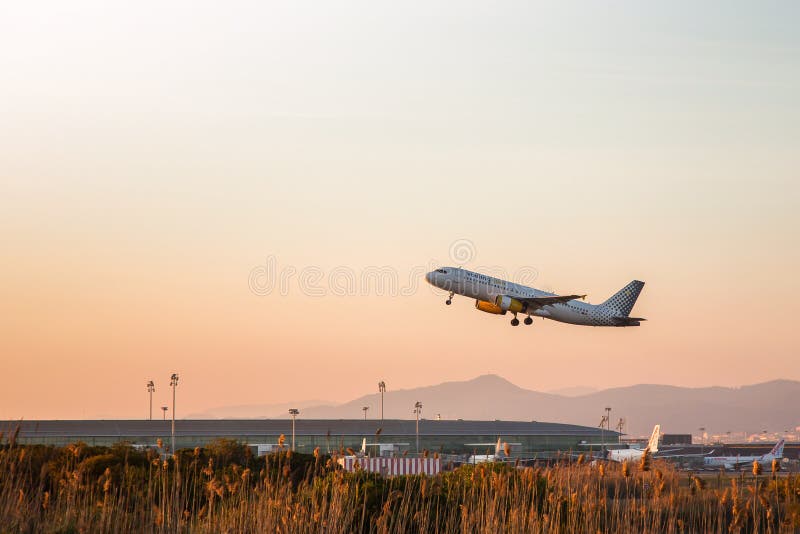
(425, 267, 645, 327)
(465, 438, 520, 464)
(359, 438, 410, 457)
(607, 425, 661, 462)
(703, 440, 785, 470)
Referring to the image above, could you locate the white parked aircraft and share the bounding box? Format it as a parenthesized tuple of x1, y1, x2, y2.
(425, 267, 645, 327)
(607, 425, 661, 462)
(703, 440, 785, 470)
(465, 438, 520, 464)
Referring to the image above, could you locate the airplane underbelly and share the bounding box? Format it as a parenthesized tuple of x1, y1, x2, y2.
(454, 279, 478, 299)
(540, 306, 591, 326)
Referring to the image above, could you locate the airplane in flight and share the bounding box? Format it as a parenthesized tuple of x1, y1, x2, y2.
(703, 440, 785, 470)
(425, 267, 645, 327)
(607, 425, 661, 462)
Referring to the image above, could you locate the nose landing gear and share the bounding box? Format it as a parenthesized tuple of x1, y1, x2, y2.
(445, 291, 454, 305)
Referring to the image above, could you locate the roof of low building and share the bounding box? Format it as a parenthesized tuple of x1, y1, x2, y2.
(2, 419, 619, 439)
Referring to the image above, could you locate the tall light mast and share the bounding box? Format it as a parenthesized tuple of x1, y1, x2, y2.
(170, 373, 179, 452)
(289, 409, 299, 451)
(146, 380, 155, 421)
(414, 401, 423, 453)
(378, 381, 386, 422)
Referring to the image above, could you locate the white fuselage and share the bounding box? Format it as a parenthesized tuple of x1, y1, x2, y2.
(426, 267, 623, 327)
(607, 447, 649, 462)
(703, 440, 784, 469)
(704, 454, 779, 469)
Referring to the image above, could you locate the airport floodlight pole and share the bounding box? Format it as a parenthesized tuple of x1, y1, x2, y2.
(605, 407, 611, 432)
(599, 415, 606, 448)
(289, 409, 299, 451)
(362, 406, 369, 421)
(147, 381, 155, 421)
(170, 373, 179, 453)
(378, 381, 386, 422)
(414, 401, 423, 453)
(161, 406, 168, 420)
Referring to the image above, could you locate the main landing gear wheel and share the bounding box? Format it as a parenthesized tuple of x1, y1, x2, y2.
(510, 317, 520, 326)
(524, 316, 533, 325)
(445, 291, 454, 305)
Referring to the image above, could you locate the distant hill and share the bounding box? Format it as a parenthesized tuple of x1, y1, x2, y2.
(298, 374, 561, 421)
(195, 375, 800, 437)
(546, 386, 599, 397)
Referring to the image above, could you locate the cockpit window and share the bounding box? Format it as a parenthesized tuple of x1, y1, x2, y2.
(435, 269, 448, 274)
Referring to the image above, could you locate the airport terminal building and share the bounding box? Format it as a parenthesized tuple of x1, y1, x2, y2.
(3, 419, 617, 456)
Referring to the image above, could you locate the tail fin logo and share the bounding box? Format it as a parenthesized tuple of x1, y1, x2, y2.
(769, 439, 785, 458)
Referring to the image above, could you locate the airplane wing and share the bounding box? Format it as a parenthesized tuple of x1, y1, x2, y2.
(655, 449, 716, 459)
(464, 443, 522, 446)
(513, 294, 586, 308)
(718, 459, 750, 469)
(726, 457, 770, 469)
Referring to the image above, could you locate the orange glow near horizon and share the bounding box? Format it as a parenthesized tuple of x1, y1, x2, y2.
(1, 2, 798, 420)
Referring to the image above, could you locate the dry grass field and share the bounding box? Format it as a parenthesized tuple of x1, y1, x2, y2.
(1, 433, 799, 533)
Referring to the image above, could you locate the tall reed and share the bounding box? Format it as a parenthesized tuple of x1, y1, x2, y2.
(0, 436, 797, 533)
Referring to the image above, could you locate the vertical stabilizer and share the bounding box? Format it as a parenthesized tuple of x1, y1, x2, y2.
(646, 425, 660, 453)
(602, 280, 645, 316)
(767, 439, 785, 459)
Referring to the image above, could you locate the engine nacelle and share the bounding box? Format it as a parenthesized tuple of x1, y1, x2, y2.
(475, 300, 506, 315)
(495, 295, 527, 313)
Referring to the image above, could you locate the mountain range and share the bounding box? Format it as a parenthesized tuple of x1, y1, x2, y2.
(188, 374, 800, 437)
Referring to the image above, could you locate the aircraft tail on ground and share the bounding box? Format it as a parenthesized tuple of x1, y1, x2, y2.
(767, 439, 785, 458)
(646, 424, 661, 453)
(602, 280, 645, 317)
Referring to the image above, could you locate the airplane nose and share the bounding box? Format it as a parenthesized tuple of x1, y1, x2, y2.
(425, 271, 433, 284)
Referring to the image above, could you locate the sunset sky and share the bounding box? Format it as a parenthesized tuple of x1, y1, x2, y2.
(2, 1, 798, 420)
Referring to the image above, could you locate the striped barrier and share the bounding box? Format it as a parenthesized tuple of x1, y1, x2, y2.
(338, 456, 441, 476)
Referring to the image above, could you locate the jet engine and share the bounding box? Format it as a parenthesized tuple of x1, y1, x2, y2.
(495, 295, 527, 313)
(474, 300, 506, 315)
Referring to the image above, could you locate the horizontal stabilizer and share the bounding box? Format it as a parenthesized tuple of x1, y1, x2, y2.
(611, 316, 646, 326)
